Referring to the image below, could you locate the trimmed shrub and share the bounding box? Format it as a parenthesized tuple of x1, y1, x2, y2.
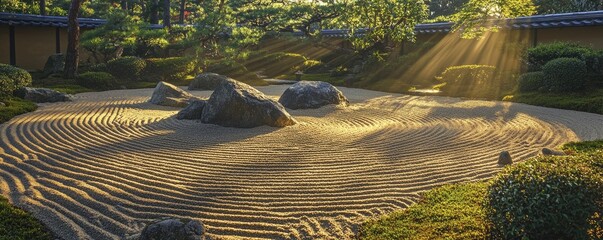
(0, 97, 38, 124)
(518, 71, 546, 92)
(244, 52, 307, 77)
(436, 65, 497, 98)
(542, 58, 588, 92)
(106, 56, 146, 81)
(205, 60, 267, 86)
(79, 63, 108, 74)
(318, 49, 359, 69)
(143, 57, 196, 82)
(0, 64, 32, 95)
(0, 76, 12, 98)
(206, 60, 250, 78)
(330, 66, 349, 77)
(486, 156, 603, 239)
(76, 72, 117, 90)
(301, 60, 326, 74)
(90, 63, 108, 72)
(526, 42, 602, 74)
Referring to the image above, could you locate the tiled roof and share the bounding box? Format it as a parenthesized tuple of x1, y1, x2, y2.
(313, 10, 603, 37)
(0, 12, 106, 28)
(2, 10, 603, 35)
(0, 12, 163, 28)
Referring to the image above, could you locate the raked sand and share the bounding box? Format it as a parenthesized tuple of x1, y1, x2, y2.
(1, 85, 603, 239)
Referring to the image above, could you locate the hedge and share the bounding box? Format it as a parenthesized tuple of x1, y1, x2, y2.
(143, 57, 196, 82)
(486, 155, 603, 239)
(244, 52, 307, 77)
(526, 42, 603, 74)
(76, 72, 117, 90)
(106, 56, 146, 81)
(436, 65, 497, 98)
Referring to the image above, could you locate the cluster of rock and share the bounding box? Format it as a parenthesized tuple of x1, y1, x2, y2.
(149, 73, 349, 128)
(14, 87, 72, 103)
(497, 147, 567, 165)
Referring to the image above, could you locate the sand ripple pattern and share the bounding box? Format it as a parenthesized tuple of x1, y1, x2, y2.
(1, 86, 603, 240)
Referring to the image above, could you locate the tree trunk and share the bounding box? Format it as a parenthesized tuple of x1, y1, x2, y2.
(121, 0, 128, 10)
(163, 0, 171, 28)
(179, 0, 186, 24)
(39, 0, 46, 15)
(64, 0, 84, 79)
(150, 0, 159, 24)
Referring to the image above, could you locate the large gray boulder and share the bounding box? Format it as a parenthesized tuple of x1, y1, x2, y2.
(201, 79, 296, 128)
(43, 54, 65, 77)
(188, 73, 229, 91)
(150, 81, 194, 107)
(14, 87, 72, 103)
(177, 100, 206, 120)
(139, 218, 204, 240)
(278, 81, 348, 109)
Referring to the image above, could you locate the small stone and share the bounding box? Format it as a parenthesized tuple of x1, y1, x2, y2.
(498, 151, 512, 165)
(0, 102, 5, 107)
(541, 148, 566, 156)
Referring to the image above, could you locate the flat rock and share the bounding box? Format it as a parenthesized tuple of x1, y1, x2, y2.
(278, 81, 348, 109)
(14, 87, 72, 103)
(139, 218, 204, 240)
(150, 81, 194, 107)
(498, 151, 512, 165)
(177, 100, 206, 120)
(541, 148, 566, 156)
(201, 79, 296, 128)
(0, 102, 5, 107)
(188, 73, 230, 90)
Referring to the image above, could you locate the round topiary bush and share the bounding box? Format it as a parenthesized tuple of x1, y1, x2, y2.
(143, 57, 196, 82)
(517, 71, 546, 92)
(0, 64, 32, 95)
(77, 72, 117, 90)
(486, 156, 603, 239)
(542, 58, 588, 92)
(106, 56, 146, 81)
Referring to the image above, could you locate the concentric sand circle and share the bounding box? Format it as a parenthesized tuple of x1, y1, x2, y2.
(1, 85, 602, 239)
